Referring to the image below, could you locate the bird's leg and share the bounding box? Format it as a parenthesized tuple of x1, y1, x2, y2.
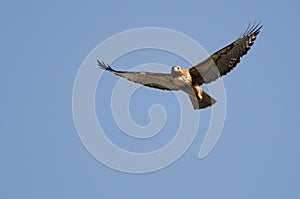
(193, 84, 203, 100)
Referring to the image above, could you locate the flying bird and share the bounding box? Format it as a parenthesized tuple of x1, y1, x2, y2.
(97, 23, 262, 110)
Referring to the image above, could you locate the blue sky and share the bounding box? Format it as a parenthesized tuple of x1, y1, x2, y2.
(1, 0, 300, 198)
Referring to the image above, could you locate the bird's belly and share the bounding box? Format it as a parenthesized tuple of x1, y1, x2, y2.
(173, 76, 191, 87)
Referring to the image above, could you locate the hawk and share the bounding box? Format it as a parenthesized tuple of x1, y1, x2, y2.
(97, 23, 262, 110)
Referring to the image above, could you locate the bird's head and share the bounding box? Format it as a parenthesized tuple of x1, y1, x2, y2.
(171, 66, 182, 76)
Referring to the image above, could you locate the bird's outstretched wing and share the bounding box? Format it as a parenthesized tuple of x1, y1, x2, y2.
(189, 22, 262, 85)
(97, 60, 180, 91)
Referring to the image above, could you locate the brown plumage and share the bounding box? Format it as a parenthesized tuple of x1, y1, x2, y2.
(97, 22, 262, 110)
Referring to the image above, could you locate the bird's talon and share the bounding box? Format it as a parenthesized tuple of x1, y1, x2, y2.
(198, 93, 203, 100)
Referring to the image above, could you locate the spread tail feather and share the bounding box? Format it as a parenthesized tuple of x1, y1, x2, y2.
(188, 89, 217, 110)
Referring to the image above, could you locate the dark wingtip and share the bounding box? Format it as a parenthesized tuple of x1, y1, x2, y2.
(97, 60, 115, 72)
(241, 21, 263, 37)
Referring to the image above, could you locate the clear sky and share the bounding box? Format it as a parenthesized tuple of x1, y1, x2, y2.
(1, 0, 300, 198)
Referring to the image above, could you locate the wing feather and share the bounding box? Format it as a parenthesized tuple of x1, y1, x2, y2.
(97, 60, 179, 91)
(189, 22, 262, 85)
